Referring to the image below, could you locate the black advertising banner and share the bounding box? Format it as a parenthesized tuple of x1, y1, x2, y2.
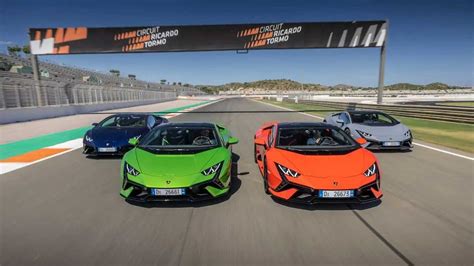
(29, 21, 387, 55)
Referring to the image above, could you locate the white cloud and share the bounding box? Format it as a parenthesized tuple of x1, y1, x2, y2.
(0, 40, 14, 45)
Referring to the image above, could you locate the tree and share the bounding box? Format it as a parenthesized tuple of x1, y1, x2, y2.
(22, 45, 31, 54)
(172, 82, 176, 85)
(7, 45, 21, 56)
(109, 69, 120, 76)
(160, 79, 166, 84)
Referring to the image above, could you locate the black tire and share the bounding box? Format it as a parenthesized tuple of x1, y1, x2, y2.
(263, 158, 270, 194)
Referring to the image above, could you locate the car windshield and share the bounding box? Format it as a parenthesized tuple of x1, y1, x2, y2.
(349, 112, 399, 126)
(99, 114, 147, 128)
(139, 125, 220, 149)
(277, 126, 357, 150)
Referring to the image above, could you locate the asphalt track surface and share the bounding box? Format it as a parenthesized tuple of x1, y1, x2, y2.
(1, 98, 473, 265)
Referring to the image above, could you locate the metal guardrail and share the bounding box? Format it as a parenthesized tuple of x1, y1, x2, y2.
(266, 96, 474, 124)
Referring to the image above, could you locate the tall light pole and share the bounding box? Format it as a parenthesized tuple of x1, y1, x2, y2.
(377, 21, 388, 104)
(31, 54, 43, 106)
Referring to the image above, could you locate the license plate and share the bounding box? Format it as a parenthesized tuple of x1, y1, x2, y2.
(151, 188, 186, 196)
(383, 141, 400, 147)
(98, 147, 117, 152)
(319, 190, 354, 198)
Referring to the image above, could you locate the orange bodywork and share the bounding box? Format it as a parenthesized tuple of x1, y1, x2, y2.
(254, 122, 383, 204)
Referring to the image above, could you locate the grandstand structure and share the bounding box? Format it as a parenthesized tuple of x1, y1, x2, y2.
(0, 53, 203, 109)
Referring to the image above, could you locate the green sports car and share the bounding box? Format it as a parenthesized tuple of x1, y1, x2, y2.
(120, 122, 239, 202)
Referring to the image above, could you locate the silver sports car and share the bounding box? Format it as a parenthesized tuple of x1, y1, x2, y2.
(324, 110, 413, 150)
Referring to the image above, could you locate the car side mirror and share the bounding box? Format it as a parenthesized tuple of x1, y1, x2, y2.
(227, 136, 239, 147)
(128, 137, 139, 146)
(255, 137, 267, 149)
(147, 116, 157, 129)
(336, 119, 345, 126)
(92, 123, 98, 127)
(356, 137, 367, 145)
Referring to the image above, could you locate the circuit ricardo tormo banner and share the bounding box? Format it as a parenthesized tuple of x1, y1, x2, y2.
(29, 21, 387, 55)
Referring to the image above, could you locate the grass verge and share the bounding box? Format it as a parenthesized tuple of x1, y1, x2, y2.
(436, 101, 474, 107)
(259, 99, 474, 153)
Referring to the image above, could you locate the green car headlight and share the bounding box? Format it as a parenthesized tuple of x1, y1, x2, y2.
(125, 162, 140, 176)
(201, 162, 222, 176)
(364, 163, 377, 177)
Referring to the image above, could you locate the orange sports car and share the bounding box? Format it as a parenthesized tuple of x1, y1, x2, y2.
(254, 122, 382, 204)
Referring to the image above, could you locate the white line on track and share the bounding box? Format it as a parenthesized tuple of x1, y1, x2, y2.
(254, 99, 474, 161)
(0, 147, 82, 175)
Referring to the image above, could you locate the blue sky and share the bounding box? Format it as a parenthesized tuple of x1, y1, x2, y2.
(0, 0, 472, 86)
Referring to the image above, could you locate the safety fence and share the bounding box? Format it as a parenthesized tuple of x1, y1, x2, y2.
(266, 96, 474, 124)
(0, 73, 177, 109)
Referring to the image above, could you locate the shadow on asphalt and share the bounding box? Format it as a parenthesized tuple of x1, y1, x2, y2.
(371, 149, 412, 154)
(85, 154, 123, 160)
(126, 152, 242, 208)
(271, 197, 382, 211)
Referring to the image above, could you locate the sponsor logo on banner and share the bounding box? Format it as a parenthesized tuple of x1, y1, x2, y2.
(237, 23, 303, 49)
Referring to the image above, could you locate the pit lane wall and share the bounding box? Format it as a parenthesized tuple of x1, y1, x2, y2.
(0, 97, 176, 124)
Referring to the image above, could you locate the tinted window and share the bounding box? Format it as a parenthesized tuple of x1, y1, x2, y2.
(277, 126, 356, 148)
(99, 115, 147, 128)
(349, 112, 399, 126)
(140, 125, 220, 147)
(339, 113, 350, 124)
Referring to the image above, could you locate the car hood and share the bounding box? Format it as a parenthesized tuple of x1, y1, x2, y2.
(351, 123, 408, 141)
(274, 147, 374, 178)
(91, 127, 147, 146)
(134, 147, 222, 176)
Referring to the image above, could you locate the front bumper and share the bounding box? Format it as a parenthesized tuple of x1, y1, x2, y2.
(120, 167, 230, 203)
(365, 138, 413, 151)
(83, 143, 132, 156)
(121, 179, 229, 203)
(268, 164, 383, 205)
(270, 181, 382, 205)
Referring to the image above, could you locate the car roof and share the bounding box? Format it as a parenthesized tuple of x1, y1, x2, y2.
(278, 122, 338, 129)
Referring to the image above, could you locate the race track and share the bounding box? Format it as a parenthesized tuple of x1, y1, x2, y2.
(1, 98, 472, 265)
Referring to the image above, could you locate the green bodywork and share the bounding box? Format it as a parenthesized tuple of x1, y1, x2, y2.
(120, 124, 238, 199)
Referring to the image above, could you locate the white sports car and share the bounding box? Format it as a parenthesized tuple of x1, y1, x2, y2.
(324, 110, 413, 150)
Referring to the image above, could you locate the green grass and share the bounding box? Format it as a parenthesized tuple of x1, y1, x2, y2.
(260, 99, 338, 117)
(436, 101, 474, 107)
(259, 99, 474, 153)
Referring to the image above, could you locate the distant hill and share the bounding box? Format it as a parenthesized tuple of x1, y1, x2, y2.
(197, 79, 470, 94)
(384, 82, 464, 91)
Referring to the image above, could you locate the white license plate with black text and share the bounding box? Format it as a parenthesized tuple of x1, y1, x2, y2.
(383, 141, 400, 147)
(319, 190, 354, 198)
(98, 147, 117, 152)
(151, 188, 186, 196)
